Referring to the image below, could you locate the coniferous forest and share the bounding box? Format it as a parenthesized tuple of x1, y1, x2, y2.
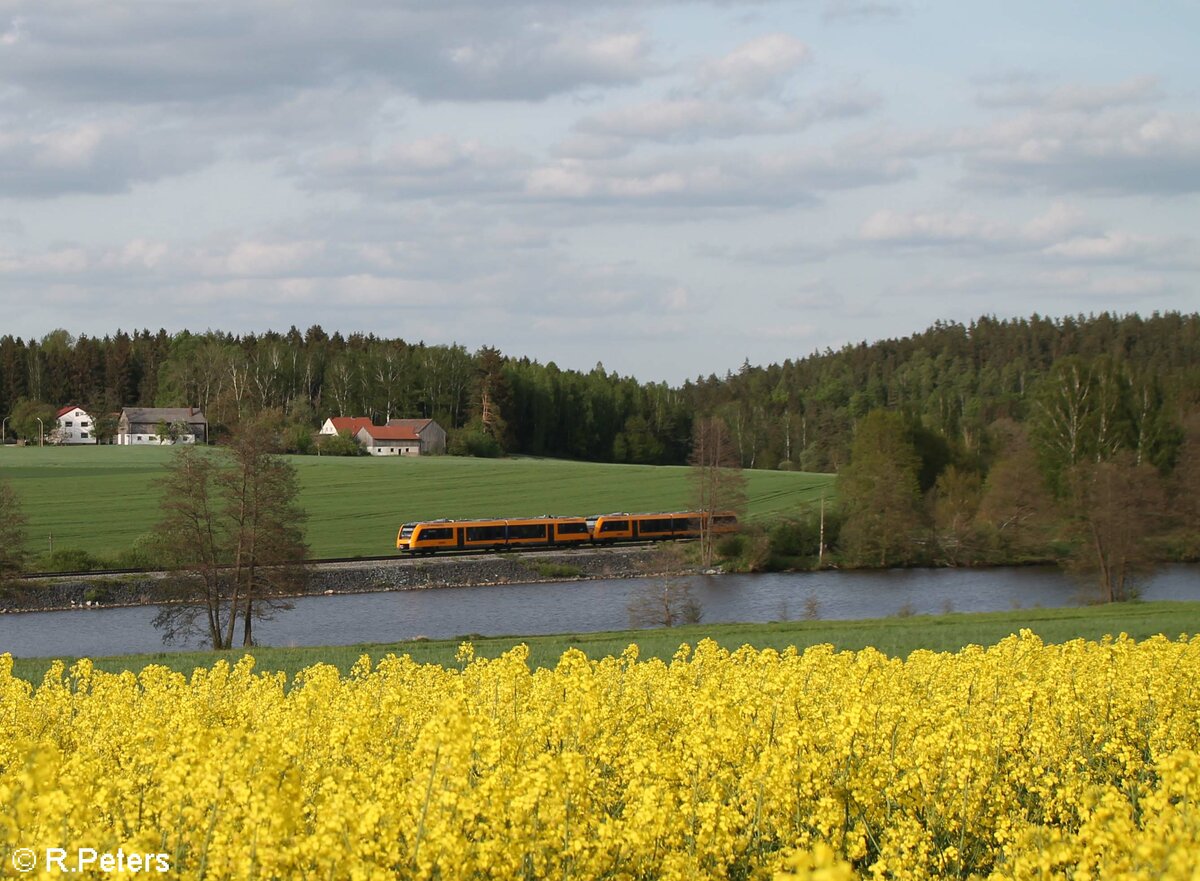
(2, 312, 1198, 580)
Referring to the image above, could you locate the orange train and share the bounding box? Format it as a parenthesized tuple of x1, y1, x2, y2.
(395, 511, 738, 554)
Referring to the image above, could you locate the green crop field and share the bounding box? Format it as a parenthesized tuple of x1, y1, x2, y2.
(0, 446, 835, 559)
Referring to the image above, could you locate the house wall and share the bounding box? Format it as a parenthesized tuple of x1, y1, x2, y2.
(417, 422, 447, 454)
(366, 442, 420, 456)
(116, 423, 205, 445)
(55, 408, 97, 445)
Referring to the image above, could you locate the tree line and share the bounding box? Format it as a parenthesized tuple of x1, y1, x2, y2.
(3, 313, 1198, 469)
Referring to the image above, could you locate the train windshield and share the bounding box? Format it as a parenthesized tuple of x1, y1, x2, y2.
(400, 523, 417, 540)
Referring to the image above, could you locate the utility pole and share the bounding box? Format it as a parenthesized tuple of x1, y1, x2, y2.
(36, 417, 44, 447)
(818, 492, 826, 569)
(1, 416, 8, 446)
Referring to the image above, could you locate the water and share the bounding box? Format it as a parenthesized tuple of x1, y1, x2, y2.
(1, 564, 1197, 659)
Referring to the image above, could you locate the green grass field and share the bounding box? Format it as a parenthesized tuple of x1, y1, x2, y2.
(8, 601, 1198, 684)
(0, 446, 835, 559)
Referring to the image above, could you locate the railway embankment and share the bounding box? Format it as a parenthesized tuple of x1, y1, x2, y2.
(1, 547, 697, 613)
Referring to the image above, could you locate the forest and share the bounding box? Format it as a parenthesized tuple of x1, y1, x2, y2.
(0, 313, 1196, 468)
(1, 312, 1198, 586)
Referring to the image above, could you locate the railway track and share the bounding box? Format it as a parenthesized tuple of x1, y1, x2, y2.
(18, 541, 673, 581)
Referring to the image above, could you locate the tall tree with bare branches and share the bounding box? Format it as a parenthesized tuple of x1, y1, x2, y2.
(152, 416, 308, 648)
(689, 415, 747, 567)
(1065, 454, 1165, 602)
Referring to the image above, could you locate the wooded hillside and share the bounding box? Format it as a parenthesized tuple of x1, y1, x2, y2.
(1, 313, 1197, 471)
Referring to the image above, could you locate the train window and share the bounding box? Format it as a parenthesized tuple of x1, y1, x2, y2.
(557, 522, 588, 535)
(421, 527, 453, 541)
(599, 520, 630, 533)
(641, 518, 673, 533)
(714, 515, 737, 525)
(466, 525, 507, 542)
(509, 524, 547, 539)
(400, 524, 417, 539)
(673, 517, 701, 531)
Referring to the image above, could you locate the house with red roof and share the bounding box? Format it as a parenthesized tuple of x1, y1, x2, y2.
(318, 416, 375, 437)
(321, 416, 446, 455)
(53, 405, 97, 445)
(386, 418, 446, 455)
(354, 418, 447, 456)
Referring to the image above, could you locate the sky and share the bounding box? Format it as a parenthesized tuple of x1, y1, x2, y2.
(1, 1, 1197, 384)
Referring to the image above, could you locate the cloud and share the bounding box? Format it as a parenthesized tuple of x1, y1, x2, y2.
(295, 136, 532, 198)
(821, 1, 907, 22)
(0, 2, 657, 105)
(525, 148, 912, 209)
(860, 209, 1007, 248)
(954, 106, 1200, 195)
(975, 75, 1163, 112)
(0, 117, 211, 196)
(856, 203, 1197, 270)
(698, 33, 811, 99)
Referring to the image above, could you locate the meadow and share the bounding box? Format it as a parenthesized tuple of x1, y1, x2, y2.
(0, 446, 834, 560)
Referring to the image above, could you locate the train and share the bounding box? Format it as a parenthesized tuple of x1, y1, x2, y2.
(395, 511, 738, 554)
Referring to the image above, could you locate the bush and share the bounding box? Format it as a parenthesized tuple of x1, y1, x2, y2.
(316, 432, 365, 457)
(715, 534, 745, 559)
(38, 548, 105, 573)
(449, 426, 503, 458)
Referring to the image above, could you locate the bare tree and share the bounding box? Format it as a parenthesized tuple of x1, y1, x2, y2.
(220, 417, 307, 647)
(689, 416, 747, 567)
(1065, 454, 1166, 602)
(151, 418, 308, 648)
(150, 447, 228, 646)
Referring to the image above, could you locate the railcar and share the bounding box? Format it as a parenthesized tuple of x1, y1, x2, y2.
(397, 516, 592, 554)
(587, 510, 739, 543)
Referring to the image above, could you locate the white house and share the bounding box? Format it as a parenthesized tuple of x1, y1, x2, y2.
(319, 416, 374, 437)
(116, 407, 209, 445)
(53, 405, 97, 445)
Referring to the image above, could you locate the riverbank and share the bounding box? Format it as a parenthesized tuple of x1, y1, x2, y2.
(0, 546, 693, 614)
(8, 600, 1200, 682)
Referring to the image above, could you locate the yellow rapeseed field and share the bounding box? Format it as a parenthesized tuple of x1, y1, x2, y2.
(2, 632, 1199, 879)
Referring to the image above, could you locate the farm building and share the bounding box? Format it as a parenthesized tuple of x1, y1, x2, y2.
(53, 405, 97, 445)
(116, 407, 208, 445)
(319, 416, 374, 437)
(322, 416, 446, 455)
(386, 418, 446, 455)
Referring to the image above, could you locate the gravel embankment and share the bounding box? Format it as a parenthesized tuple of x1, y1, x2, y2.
(1, 547, 695, 613)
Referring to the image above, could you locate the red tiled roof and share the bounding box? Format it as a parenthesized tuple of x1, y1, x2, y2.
(328, 416, 374, 435)
(359, 425, 421, 441)
(57, 405, 81, 418)
(386, 418, 432, 431)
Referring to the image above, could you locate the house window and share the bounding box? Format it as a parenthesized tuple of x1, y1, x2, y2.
(65, 421, 73, 427)
(81, 432, 89, 438)
(81, 421, 90, 427)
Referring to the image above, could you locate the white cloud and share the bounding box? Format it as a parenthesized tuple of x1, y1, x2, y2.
(975, 75, 1163, 112)
(860, 209, 1005, 246)
(699, 33, 810, 98)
